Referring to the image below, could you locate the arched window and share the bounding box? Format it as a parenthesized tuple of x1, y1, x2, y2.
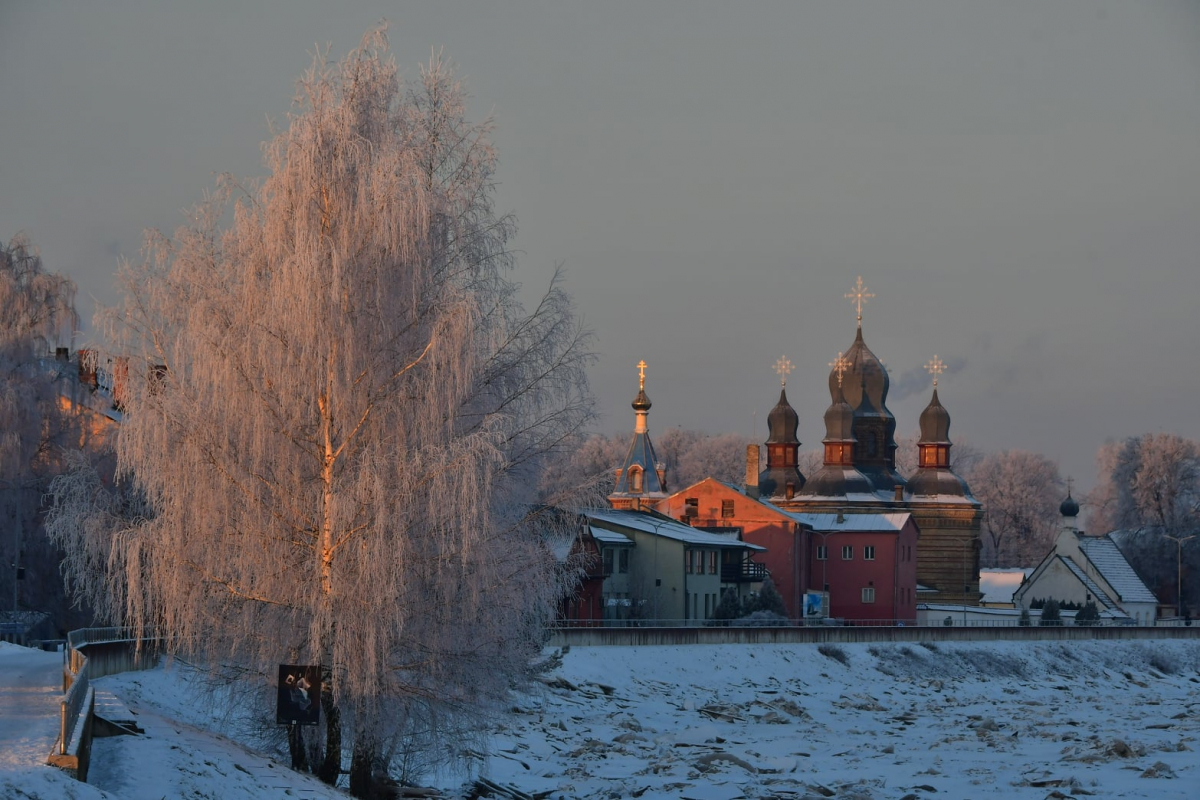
(630, 467, 643, 493)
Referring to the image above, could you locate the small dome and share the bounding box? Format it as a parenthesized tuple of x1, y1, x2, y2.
(766, 388, 800, 444)
(823, 383, 855, 442)
(918, 388, 951, 444)
(632, 388, 651, 412)
(1060, 493, 1080, 518)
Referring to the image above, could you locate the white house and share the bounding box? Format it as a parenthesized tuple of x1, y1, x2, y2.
(1014, 495, 1159, 625)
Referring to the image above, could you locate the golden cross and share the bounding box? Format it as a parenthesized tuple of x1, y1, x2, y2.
(637, 359, 647, 390)
(829, 351, 850, 388)
(845, 276, 874, 325)
(774, 356, 793, 387)
(925, 355, 945, 387)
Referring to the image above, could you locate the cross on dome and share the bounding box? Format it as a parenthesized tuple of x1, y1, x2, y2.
(637, 359, 647, 390)
(845, 276, 874, 326)
(829, 351, 850, 388)
(774, 356, 793, 387)
(925, 355, 946, 387)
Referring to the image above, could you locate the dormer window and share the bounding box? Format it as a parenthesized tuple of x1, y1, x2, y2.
(630, 467, 643, 493)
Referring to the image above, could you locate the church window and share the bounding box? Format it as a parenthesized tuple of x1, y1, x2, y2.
(862, 587, 875, 603)
(841, 545, 853, 560)
(864, 545, 876, 561)
(722, 500, 735, 518)
(618, 548, 629, 574)
(630, 468, 643, 492)
(816, 545, 827, 561)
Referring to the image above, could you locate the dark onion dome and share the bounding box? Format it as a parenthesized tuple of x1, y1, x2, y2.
(766, 388, 800, 444)
(632, 388, 651, 411)
(906, 467, 975, 499)
(829, 327, 890, 412)
(918, 388, 951, 444)
(1060, 493, 1080, 518)
(823, 383, 855, 442)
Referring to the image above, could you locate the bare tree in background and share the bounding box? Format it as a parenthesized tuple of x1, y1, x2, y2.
(966, 450, 1063, 567)
(47, 31, 591, 796)
(0, 234, 80, 617)
(1088, 434, 1200, 613)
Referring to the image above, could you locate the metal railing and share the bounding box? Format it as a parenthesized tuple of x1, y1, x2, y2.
(551, 616, 1161, 630)
(58, 627, 157, 756)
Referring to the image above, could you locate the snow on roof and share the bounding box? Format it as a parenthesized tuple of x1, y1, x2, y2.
(1077, 535, 1159, 605)
(588, 526, 634, 545)
(584, 509, 765, 550)
(786, 511, 912, 532)
(978, 569, 1032, 605)
(1057, 557, 1116, 611)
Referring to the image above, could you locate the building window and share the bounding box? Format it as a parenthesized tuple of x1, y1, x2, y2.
(618, 548, 629, 574)
(708, 551, 718, 575)
(630, 467, 642, 493)
(685, 551, 693, 574)
(685, 497, 698, 516)
(722, 499, 735, 518)
(841, 545, 853, 560)
(816, 545, 827, 561)
(602, 548, 614, 575)
(863, 545, 875, 561)
(862, 587, 875, 603)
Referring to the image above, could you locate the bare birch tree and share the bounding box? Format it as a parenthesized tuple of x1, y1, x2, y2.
(47, 30, 591, 795)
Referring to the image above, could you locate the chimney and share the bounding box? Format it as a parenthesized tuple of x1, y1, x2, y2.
(837, 510, 845, 524)
(894, 485, 904, 502)
(745, 444, 760, 499)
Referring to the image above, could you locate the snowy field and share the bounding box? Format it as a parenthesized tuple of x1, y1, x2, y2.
(3, 638, 1199, 798)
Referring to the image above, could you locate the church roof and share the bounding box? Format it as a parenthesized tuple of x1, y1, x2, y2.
(612, 431, 665, 495)
(1077, 534, 1159, 605)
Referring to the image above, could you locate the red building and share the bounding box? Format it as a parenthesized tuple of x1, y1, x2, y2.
(796, 512, 919, 623)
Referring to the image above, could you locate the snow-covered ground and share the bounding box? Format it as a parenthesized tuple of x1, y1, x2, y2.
(3, 638, 1199, 799)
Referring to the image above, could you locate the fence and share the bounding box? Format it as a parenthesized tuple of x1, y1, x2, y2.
(49, 627, 160, 781)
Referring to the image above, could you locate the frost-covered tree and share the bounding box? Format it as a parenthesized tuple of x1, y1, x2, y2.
(749, 574, 787, 619)
(1088, 434, 1200, 613)
(47, 31, 591, 795)
(0, 233, 80, 615)
(965, 450, 1063, 568)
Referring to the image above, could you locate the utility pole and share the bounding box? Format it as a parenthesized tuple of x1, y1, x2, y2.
(1163, 531, 1196, 618)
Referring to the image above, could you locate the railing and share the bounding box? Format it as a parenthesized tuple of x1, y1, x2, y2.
(56, 628, 159, 761)
(551, 616, 1176, 629)
(720, 562, 769, 582)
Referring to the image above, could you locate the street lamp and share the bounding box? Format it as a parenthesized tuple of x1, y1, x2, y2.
(1163, 532, 1196, 619)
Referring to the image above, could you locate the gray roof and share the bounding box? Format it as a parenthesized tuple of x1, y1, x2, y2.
(1056, 557, 1116, 611)
(787, 511, 912, 532)
(612, 431, 665, 496)
(1077, 535, 1159, 605)
(589, 526, 634, 545)
(585, 509, 765, 550)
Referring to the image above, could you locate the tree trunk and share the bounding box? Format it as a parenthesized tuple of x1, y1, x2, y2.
(318, 668, 342, 785)
(349, 734, 380, 798)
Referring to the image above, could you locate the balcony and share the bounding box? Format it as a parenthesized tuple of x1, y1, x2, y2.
(721, 560, 768, 583)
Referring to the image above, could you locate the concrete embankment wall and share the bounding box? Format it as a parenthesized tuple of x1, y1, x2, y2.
(548, 625, 1200, 647)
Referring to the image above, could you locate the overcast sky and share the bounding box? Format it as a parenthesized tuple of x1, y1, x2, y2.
(3, 1, 1199, 493)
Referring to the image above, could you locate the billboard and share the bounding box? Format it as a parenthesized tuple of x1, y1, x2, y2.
(276, 664, 322, 726)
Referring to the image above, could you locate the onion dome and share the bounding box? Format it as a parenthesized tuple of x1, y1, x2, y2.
(829, 327, 890, 411)
(766, 389, 799, 444)
(632, 388, 651, 412)
(906, 386, 975, 501)
(1060, 493, 1080, 518)
(823, 383, 855, 443)
(918, 388, 951, 444)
